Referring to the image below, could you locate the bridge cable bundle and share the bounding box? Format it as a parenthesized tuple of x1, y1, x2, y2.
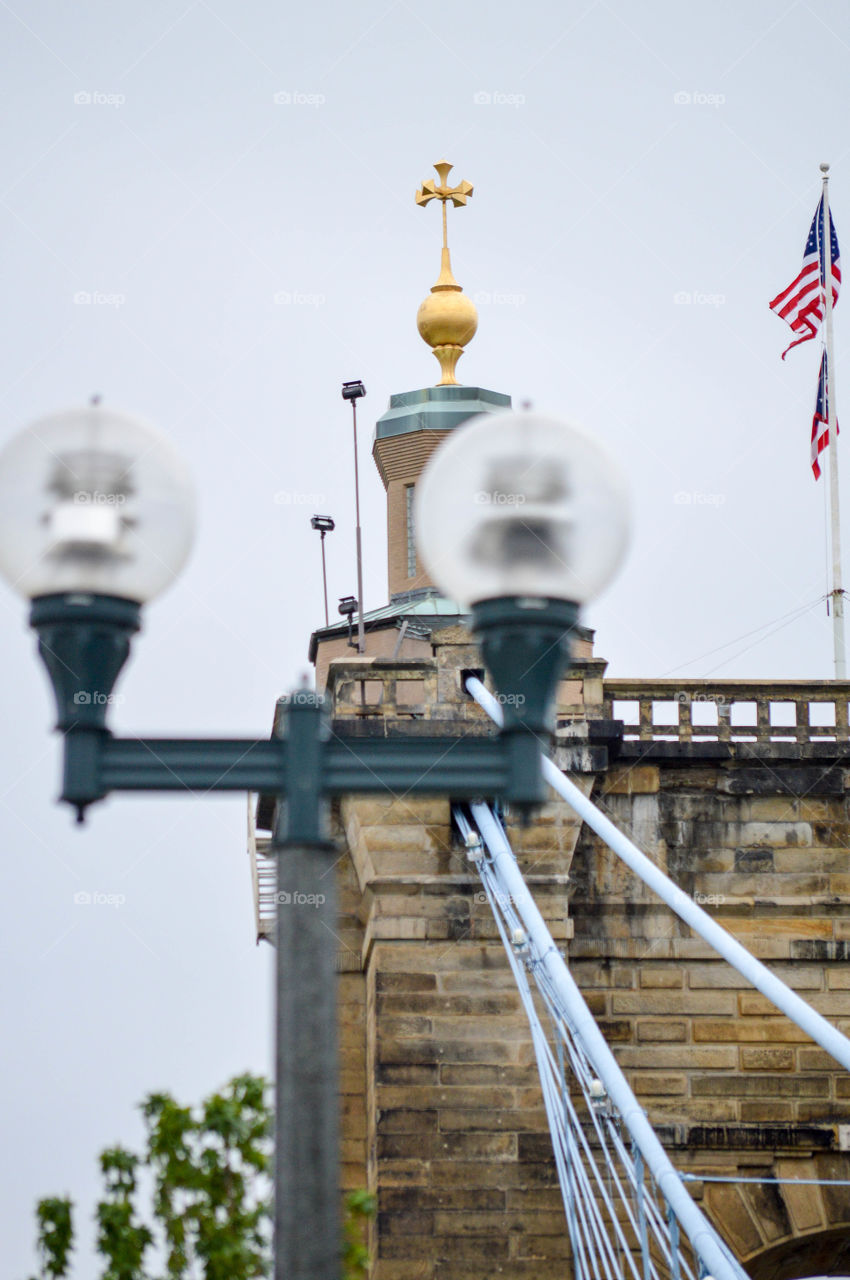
(456, 802, 746, 1280)
(461, 675, 850, 1279)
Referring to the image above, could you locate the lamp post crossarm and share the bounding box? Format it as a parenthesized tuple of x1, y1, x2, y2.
(74, 727, 511, 806)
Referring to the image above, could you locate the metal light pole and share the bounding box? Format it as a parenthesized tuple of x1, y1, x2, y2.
(0, 403, 629, 1280)
(311, 514, 335, 626)
(342, 380, 366, 654)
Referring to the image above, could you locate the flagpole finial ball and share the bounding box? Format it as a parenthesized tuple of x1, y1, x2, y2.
(821, 162, 831, 174)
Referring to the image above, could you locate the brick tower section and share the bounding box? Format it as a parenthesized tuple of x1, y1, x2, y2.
(372, 385, 511, 600)
(372, 429, 450, 595)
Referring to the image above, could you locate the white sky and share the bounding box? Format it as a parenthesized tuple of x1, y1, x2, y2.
(3, 0, 850, 1272)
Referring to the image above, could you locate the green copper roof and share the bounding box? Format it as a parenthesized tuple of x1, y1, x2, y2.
(307, 590, 465, 661)
(374, 385, 511, 440)
(360, 591, 463, 621)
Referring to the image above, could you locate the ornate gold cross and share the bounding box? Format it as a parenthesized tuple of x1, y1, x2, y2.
(416, 160, 474, 252)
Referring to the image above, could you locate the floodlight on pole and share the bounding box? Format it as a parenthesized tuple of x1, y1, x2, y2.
(341, 380, 366, 655)
(311, 514, 335, 626)
(338, 593, 358, 649)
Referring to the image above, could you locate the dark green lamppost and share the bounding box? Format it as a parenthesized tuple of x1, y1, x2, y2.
(0, 402, 629, 1280)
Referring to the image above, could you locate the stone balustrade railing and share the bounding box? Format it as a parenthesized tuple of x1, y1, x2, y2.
(602, 678, 850, 745)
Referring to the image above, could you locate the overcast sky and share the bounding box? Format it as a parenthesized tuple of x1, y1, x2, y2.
(3, 0, 850, 1273)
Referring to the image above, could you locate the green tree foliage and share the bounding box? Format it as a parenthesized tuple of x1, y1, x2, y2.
(341, 1189, 377, 1280)
(26, 1073, 375, 1280)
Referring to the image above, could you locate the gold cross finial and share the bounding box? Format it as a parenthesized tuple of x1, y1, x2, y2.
(415, 160, 474, 212)
(415, 160, 478, 386)
(415, 159, 474, 281)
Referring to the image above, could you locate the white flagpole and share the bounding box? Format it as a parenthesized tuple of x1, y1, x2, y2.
(821, 162, 846, 678)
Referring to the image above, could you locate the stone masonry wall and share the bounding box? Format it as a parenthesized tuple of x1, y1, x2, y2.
(327, 630, 850, 1279)
(568, 755, 850, 1276)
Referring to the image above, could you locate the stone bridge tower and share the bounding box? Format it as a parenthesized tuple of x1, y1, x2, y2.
(249, 164, 850, 1280)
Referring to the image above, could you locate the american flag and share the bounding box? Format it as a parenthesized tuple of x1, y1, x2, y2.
(812, 350, 837, 480)
(770, 195, 841, 359)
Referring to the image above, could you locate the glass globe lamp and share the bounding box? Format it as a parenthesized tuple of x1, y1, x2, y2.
(415, 409, 630, 809)
(414, 409, 629, 609)
(0, 403, 195, 604)
(0, 403, 196, 742)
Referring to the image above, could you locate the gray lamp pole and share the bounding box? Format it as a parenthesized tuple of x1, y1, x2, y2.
(342, 380, 366, 655)
(311, 514, 335, 626)
(29, 594, 578, 1280)
(0, 403, 629, 1280)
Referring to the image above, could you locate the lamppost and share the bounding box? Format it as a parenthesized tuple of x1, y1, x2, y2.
(341, 380, 366, 655)
(311, 514, 335, 626)
(0, 401, 629, 1280)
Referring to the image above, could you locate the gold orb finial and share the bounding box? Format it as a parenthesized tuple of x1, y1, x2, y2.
(415, 160, 478, 386)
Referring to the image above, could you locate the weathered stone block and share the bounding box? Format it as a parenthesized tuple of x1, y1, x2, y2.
(612, 991, 737, 1015)
(740, 1101, 794, 1123)
(437, 1108, 545, 1133)
(602, 766, 660, 795)
(637, 1020, 687, 1042)
(630, 1073, 687, 1096)
(694, 1020, 812, 1044)
(639, 969, 683, 989)
(616, 1047, 736, 1070)
(740, 1047, 795, 1071)
(692, 1075, 829, 1098)
(377, 1108, 438, 1134)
